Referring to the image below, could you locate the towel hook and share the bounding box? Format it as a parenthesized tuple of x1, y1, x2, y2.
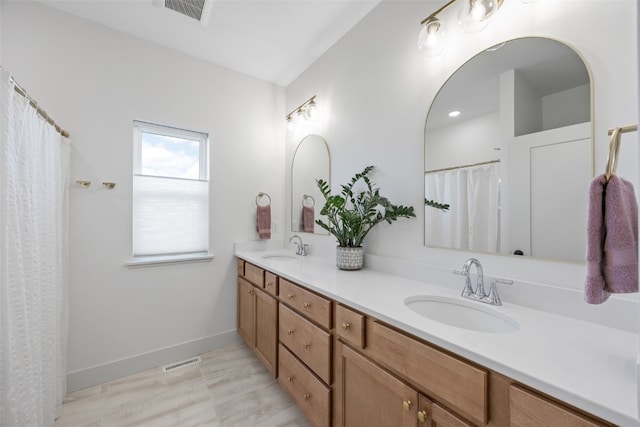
(302, 194, 315, 207)
(605, 127, 622, 182)
(256, 192, 271, 206)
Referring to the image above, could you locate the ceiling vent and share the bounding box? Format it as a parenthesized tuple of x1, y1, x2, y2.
(153, 0, 213, 26)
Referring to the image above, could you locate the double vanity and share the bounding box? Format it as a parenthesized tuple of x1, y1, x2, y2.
(235, 248, 638, 426)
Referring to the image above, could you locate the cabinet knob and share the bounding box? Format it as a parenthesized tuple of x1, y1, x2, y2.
(266, 281, 272, 287)
(402, 400, 413, 412)
(417, 410, 427, 423)
(304, 342, 311, 349)
(303, 302, 311, 308)
(288, 293, 295, 299)
(303, 393, 311, 401)
(287, 376, 294, 383)
(341, 322, 350, 330)
(287, 329, 294, 335)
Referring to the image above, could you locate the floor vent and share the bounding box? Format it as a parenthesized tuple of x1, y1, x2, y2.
(163, 356, 201, 373)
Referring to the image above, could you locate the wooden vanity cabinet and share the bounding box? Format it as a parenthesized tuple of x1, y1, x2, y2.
(237, 264, 278, 377)
(235, 258, 616, 427)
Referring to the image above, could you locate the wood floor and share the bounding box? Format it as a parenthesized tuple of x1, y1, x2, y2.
(55, 343, 312, 427)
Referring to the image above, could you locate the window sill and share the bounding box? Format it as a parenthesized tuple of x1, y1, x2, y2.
(125, 253, 214, 268)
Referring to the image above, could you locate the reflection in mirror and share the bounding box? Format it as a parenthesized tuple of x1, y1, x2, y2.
(424, 37, 592, 263)
(291, 134, 330, 235)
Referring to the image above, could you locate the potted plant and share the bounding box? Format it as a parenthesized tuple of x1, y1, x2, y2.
(316, 165, 415, 270)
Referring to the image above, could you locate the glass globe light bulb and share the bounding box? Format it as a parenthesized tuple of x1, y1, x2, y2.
(458, 0, 500, 33)
(418, 18, 447, 57)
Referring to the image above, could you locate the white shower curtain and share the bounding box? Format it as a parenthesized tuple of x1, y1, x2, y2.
(425, 162, 500, 252)
(0, 69, 70, 426)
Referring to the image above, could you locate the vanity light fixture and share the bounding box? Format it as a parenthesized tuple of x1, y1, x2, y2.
(285, 95, 317, 131)
(419, 0, 516, 56)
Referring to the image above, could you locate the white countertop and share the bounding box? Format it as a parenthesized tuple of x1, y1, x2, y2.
(235, 248, 639, 426)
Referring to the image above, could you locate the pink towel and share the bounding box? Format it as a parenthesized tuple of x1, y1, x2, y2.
(585, 174, 638, 304)
(256, 205, 271, 240)
(302, 206, 314, 233)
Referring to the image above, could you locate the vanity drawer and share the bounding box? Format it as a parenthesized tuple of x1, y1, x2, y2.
(279, 344, 331, 427)
(279, 279, 332, 329)
(366, 319, 488, 426)
(335, 304, 365, 349)
(244, 263, 264, 287)
(279, 304, 332, 384)
(264, 271, 278, 297)
(236, 258, 245, 277)
(510, 385, 608, 427)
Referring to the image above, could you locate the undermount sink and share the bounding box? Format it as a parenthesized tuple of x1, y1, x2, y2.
(262, 253, 299, 261)
(405, 295, 519, 334)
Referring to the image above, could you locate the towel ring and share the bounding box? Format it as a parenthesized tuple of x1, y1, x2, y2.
(605, 128, 622, 182)
(256, 192, 271, 206)
(302, 194, 315, 207)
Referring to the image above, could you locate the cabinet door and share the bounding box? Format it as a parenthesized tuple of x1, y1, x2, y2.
(337, 343, 418, 427)
(254, 287, 278, 377)
(237, 277, 254, 347)
(418, 395, 473, 427)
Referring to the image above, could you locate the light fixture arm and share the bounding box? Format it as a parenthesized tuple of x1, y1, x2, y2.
(285, 95, 317, 120)
(420, 0, 504, 25)
(420, 0, 457, 25)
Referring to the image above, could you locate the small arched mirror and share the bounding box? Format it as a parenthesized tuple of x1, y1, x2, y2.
(424, 37, 592, 263)
(291, 134, 330, 235)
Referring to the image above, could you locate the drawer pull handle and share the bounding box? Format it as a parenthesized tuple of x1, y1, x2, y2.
(304, 342, 311, 349)
(288, 293, 295, 299)
(303, 302, 311, 308)
(287, 329, 294, 335)
(266, 281, 272, 287)
(287, 376, 294, 383)
(402, 400, 413, 412)
(341, 322, 350, 330)
(303, 393, 311, 401)
(417, 410, 427, 423)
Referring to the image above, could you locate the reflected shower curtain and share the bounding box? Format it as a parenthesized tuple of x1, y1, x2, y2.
(425, 162, 500, 252)
(0, 69, 70, 426)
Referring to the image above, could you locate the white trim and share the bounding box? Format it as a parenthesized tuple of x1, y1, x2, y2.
(125, 253, 214, 268)
(66, 330, 241, 392)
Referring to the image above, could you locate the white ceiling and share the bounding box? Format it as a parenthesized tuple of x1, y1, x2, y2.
(36, 0, 383, 87)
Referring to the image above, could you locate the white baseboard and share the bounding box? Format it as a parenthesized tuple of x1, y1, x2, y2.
(66, 329, 242, 393)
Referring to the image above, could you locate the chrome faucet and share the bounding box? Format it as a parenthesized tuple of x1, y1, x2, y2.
(289, 234, 308, 256)
(461, 258, 485, 300)
(454, 258, 513, 306)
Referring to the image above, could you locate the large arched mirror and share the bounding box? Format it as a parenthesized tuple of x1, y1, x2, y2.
(291, 134, 330, 235)
(424, 37, 592, 263)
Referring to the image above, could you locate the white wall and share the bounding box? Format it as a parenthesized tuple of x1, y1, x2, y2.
(1, 1, 286, 390)
(285, 1, 638, 297)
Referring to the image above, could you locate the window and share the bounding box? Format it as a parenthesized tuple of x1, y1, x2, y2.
(132, 121, 209, 263)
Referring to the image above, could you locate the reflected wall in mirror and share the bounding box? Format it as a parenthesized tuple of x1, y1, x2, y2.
(291, 134, 330, 235)
(424, 37, 592, 263)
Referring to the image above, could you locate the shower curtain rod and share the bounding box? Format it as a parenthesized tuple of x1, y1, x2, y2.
(425, 159, 500, 175)
(9, 74, 70, 138)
